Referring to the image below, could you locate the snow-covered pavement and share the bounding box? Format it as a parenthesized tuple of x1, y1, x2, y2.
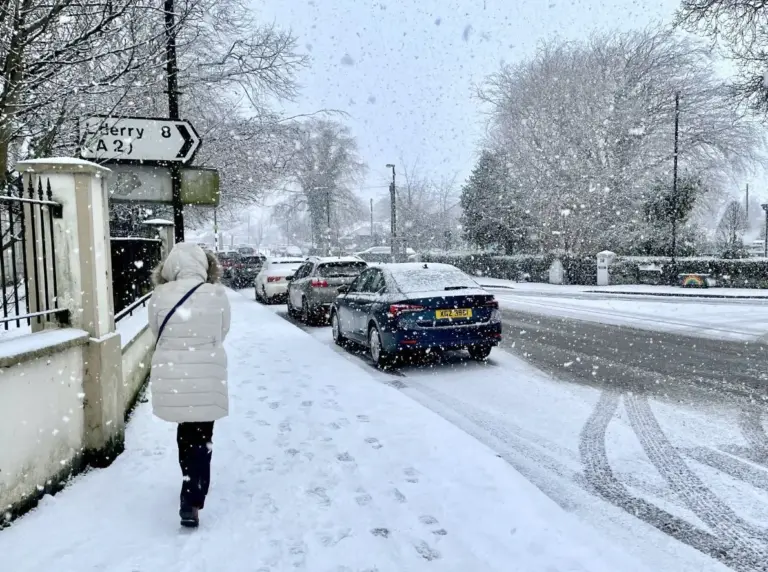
(0, 290, 643, 572)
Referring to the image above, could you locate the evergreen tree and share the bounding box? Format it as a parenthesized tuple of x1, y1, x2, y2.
(460, 151, 532, 254)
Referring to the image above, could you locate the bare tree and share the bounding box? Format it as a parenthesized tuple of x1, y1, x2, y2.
(716, 200, 748, 256)
(282, 118, 366, 250)
(477, 28, 763, 254)
(677, 0, 768, 113)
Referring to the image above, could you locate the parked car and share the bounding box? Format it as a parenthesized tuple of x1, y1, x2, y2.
(232, 254, 266, 288)
(237, 246, 256, 256)
(217, 251, 241, 284)
(354, 245, 416, 263)
(330, 262, 502, 367)
(287, 256, 368, 324)
(254, 257, 305, 303)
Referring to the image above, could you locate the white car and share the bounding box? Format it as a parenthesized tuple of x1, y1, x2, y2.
(254, 257, 306, 303)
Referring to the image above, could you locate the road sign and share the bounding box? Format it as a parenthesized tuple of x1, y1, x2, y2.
(80, 116, 201, 164)
(107, 165, 219, 206)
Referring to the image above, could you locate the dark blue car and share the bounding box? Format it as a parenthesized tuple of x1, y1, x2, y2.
(330, 263, 502, 367)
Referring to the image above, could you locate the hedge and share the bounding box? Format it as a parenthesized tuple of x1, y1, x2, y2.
(420, 252, 768, 288)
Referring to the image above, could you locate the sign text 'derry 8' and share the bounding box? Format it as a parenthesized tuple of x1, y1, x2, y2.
(79, 116, 201, 164)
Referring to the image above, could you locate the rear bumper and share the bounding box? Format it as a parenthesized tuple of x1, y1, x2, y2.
(263, 282, 289, 298)
(381, 322, 502, 353)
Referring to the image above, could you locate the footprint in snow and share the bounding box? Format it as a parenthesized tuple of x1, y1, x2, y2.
(403, 467, 419, 483)
(414, 541, 441, 561)
(278, 420, 291, 432)
(337, 452, 355, 463)
(371, 527, 389, 538)
(420, 514, 448, 536)
(328, 421, 341, 430)
(301, 400, 313, 407)
(355, 489, 372, 506)
(285, 448, 300, 457)
(365, 437, 383, 449)
(268, 401, 280, 409)
(308, 486, 331, 506)
(357, 414, 370, 423)
(392, 488, 407, 503)
(258, 395, 268, 402)
(255, 419, 270, 426)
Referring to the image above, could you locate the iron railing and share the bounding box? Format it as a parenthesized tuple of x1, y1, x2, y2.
(0, 176, 66, 330)
(111, 237, 163, 321)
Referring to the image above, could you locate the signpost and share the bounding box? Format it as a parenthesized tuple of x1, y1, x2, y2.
(80, 115, 213, 243)
(80, 116, 200, 164)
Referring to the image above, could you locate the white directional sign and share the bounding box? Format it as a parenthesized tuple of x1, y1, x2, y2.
(80, 116, 201, 164)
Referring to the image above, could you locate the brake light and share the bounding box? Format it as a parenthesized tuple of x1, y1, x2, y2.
(389, 304, 424, 317)
(267, 276, 282, 283)
(311, 279, 329, 288)
(485, 299, 499, 309)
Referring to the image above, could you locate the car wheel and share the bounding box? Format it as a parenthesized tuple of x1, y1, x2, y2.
(331, 311, 347, 346)
(369, 325, 392, 368)
(262, 287, 271, 305)
(468, 345, 492, 361)
(286, 293, 297, 317)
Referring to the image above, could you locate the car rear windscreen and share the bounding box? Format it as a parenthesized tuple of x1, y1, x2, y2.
(317, 261, 367, 277)
(391, 267, 477, 293)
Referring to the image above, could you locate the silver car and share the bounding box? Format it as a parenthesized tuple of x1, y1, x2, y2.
(287, 256, 368, 324)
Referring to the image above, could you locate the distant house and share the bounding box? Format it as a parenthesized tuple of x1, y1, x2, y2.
(339, 222, 390, 251)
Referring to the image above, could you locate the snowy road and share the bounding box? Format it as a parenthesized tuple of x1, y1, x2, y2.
(262, 291, 768, 572)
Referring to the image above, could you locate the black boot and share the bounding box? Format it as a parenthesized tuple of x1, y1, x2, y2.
(179, 502, 199, 528)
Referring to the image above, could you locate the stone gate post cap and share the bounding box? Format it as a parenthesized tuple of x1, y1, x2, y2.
(142, 218, 174, 227)
(15, 157, 112, 176)
(597, 250, 617, 263)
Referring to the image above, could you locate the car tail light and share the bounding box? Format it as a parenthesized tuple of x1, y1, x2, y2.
(485, 299, 499, 309)
(267, 276, 282, 283)
(311, 279, 329, 288)
(388, 304, 424, 317)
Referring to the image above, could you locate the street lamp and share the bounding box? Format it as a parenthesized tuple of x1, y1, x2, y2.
(761, 204, 768, 257)
(386, 164, 396, 262)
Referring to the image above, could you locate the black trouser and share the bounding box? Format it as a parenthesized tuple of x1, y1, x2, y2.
(177, 421, 214, 509)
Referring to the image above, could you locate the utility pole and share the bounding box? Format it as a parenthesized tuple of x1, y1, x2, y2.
(386, 164, 396, 262)
(762, 204, 768, 257)
(370, 198, 374, 247)
(164, 0, 184, 243)
(326, 189, 332, 255)
(746, 184, 749, 219)
(213, 207, 219, 252)
(670, 91, 680, 262)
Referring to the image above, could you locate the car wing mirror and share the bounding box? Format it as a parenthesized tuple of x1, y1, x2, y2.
(337, 284, 349, 293)
(285, 275, 293, 281)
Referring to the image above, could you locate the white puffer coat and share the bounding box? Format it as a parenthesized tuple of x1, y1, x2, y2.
(148, 243, 231, 423)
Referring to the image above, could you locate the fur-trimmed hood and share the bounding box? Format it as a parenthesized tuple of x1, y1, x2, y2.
(151, 242, 221, 286)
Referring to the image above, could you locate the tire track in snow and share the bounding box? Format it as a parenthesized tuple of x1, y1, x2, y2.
(578, 390, 745, 570)
(739, 409, 768, 465)
(624, 393, 768, 570)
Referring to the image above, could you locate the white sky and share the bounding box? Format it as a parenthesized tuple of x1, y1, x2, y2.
(253, 0, 765, 211)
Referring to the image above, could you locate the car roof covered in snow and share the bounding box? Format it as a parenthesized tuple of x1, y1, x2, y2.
(308, 256, 366, 264)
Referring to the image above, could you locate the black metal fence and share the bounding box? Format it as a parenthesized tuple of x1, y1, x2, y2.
(111, 237, 163, 321)
(0, 176, 67, 330)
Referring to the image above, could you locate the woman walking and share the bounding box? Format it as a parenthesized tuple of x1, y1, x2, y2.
(148, 242, 231, 528)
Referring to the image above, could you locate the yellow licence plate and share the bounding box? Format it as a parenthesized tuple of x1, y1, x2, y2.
(435, 308, 472, 319)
